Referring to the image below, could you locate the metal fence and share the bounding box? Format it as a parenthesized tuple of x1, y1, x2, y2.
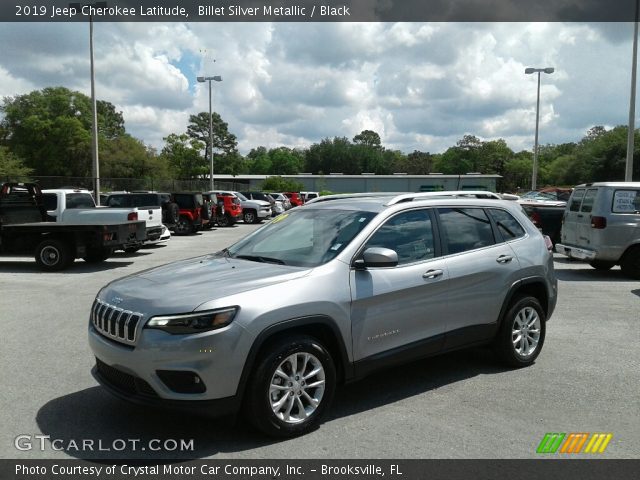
(1, 176, 245, 193)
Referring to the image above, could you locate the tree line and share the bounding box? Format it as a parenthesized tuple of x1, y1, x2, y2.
(1, 87, 639, 192)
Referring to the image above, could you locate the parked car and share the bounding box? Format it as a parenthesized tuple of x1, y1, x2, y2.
(212, 190, 271, 223)
(556, 182, 640, 277)
(89, 193, 556, 437)
(240, 191, 285, 216)
(269, 193, 292, 210)
(205, 191, 243, 227)
(301, 191, 320, 202)
(172, 192, 207, 235)
(283, 192, 304, 207)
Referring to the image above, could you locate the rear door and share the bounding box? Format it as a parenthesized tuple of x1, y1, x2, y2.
(561, 188, 586, 246)
(575, 188, 599, 248)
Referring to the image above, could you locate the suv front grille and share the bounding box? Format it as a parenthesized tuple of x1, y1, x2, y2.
(91, 299, 142, 346)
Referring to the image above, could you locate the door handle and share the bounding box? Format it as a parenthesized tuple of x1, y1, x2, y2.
(422, 269, 443, 279)
(496, 255, 513, 264)
(577, 214, 583, 218)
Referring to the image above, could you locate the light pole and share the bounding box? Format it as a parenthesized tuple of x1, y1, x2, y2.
(626, 0, 639, 182)
(525, 67, 554, 190)
(70, 2, 106, 201)
(197, 75, 222, 191)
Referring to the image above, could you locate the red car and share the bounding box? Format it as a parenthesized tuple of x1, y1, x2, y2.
(172, 192, 208, 235)
(206, 191, 243, 227)
(283, 192, 304, 207)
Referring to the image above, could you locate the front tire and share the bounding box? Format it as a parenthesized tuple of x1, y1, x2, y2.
(245, 335, 336, 438)
(243, 210, 257, 224)
(494, 295, 546, 367)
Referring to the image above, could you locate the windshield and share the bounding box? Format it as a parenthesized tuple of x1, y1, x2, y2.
(226, 208, 376, 267)
(235, 192, 248, 201)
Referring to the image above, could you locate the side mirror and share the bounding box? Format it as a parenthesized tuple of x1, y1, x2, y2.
(354, 247, 398, 269)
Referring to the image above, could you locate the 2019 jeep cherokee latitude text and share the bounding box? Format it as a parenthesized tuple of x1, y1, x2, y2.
(89, 195, 557, 437)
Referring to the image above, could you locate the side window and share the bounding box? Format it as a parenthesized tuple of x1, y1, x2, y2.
(569, 189, 585, 212)
(489, 208, 526, 241)
(438, 208, 495, 254)
(42, 193, 57, 211)
(580, 189, 598, 213)
(364, 209, 435, 265)
(612, 189, 640, 213)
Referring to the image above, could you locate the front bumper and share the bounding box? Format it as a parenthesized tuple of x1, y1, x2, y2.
(257, 208, 272, 219)
(555, 243, 596, 261)
(91, 361, 239, 417)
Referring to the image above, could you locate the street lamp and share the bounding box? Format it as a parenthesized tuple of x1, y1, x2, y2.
(70, 1, 106, 202)
(197, 75, 222, 191)
(525, 67, 554, 190)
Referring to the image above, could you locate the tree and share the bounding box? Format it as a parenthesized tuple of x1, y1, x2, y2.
(186, 112, 238, 161)
(0, 87, 126, 177)
(269, 147, 305, 175)
(261, 176, 304, 192)
(160, 133, 205, 179)
(353, 129, 382, 148)
(0, 147, 33, 179)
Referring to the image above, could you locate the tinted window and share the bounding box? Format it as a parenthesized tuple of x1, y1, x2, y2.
(66, 193, 95, 209)
(580, 189, 598, 213)
(43, 193, 57, 211)
(569, 189, 585, 212)
(364, 209, 435, 265)
(106, 195, 128, 207)
(174, 194, 195, 209)
(438, 208, 495, 254)
(489, 208, 526, 241)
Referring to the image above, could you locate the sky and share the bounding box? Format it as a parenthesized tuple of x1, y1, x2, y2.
(0, 21, 637, 155)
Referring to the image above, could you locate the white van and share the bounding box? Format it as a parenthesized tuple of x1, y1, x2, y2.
(556, 182, 640, 278)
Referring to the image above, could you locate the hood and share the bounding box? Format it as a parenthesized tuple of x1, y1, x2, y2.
(98, 255, 309, 315)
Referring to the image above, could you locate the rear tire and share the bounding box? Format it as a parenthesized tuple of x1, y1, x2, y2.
(217, 214, 231, 227)
(174, 216, 193, 235)
(620, 246, 640, 279)
(35, 238, 74, 271)
(245, 335, 336, 438)
(589, 260, 615, 271)
(494, 295, 546, 367)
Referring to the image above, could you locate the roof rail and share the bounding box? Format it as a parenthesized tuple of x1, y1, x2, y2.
(385, 191, 502, 205)
(304, 192, 403, 205)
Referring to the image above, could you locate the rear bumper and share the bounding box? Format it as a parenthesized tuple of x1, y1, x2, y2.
(555, 243, 596, 261)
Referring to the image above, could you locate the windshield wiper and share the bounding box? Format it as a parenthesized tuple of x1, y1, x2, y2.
(235, 254, 286, 265)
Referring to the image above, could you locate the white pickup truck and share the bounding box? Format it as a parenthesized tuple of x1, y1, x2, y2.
(42, 188, 163, 252)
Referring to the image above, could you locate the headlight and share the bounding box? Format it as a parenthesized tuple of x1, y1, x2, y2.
(145, 307, 238, 335)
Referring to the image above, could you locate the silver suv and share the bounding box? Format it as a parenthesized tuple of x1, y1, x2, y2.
(89, 194, 557, 437)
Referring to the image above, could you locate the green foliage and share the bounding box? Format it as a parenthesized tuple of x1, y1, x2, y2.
(260, 176, 304, 192)
(0, 147, 33, 178)
(160, 133, 205, 179)
(353, 129, 381, 148)
(186, 112, 238, 159)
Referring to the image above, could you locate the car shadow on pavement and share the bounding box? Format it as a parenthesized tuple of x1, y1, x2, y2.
(0, 260, 135, 274)
(553, 265, 634, 282)
(36, 348, 508, 460)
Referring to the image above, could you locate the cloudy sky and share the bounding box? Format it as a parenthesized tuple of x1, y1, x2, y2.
(0, 21, 637, 155)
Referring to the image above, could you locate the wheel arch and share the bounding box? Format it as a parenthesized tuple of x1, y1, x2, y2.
(236, 316, 353, 402)
(498, 278, 550, 326)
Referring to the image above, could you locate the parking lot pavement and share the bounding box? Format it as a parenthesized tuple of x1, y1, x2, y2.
(1, 230, 639, 459)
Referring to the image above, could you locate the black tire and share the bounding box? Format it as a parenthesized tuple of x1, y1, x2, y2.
(620, 246, 640, 279)
(201, 203, 211, 221)
(174, 216, 193, 235)
(163, 202, 179, 225)
(243, 210, 257, 224)
(589, 260, 615, 271)
(217, 214, 231, 227)
(123, 245, 141, 253)
(35, 238, 74, 271)
(83, 247, 113, 263)
(494, 295, 546, 367)
(245, 335, 336, 438)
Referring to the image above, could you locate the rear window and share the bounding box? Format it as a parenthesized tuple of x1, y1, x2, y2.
(569, 189, 585, 212)
(580, 189, 598, 213)
(612, 189, 640, 213)
(438, 207, 495, 254)
(42, 193, 57, 211)
(174, 194, 195, 209)
(489, 208, 526, 240)
(66, 193, 95, 209)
